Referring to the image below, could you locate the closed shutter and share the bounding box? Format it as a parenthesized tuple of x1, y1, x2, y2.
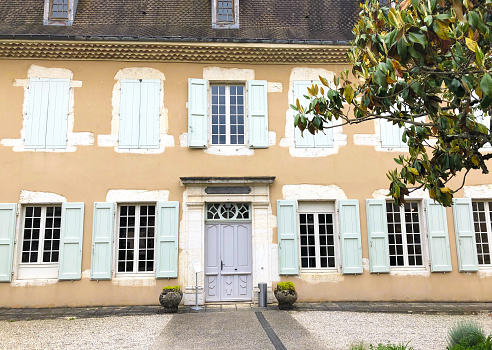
(90, 202, 114, 280)
(0, 204, 17, 282)
(58, 203, 84, 280)
(366, 199, 390, 273)
(188, 78, 208, 148)
(45, 79, 70, 149)
(139, 80, 161, 149)
(452, 198, 479, 272)
(293, 81, 315, 148)
(25, 78, 50, 148)
(380, 119, 404, 148)
(119, 79, 141, 149)
(277, 200, 299, 275)
(425, 199, 452, 272)
(156, 201, 179, 278)
(248, 80, 269, 148)
(339, 200, 363, 274)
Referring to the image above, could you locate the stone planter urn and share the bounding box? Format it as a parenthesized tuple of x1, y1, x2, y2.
(159, 287, 183, 313)
(274, 282, 298, 310)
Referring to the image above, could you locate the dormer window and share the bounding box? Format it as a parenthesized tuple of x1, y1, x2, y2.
(212, 0, 239, 29)
(50, 0, 69, 20)
(43, 0, 78, 26)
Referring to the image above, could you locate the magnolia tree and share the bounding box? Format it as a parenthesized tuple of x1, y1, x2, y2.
(292, 0, 492, 206)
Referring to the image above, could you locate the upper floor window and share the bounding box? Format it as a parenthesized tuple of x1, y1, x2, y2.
(211, 84, 245, 145)
(51, 0, 69, 20)
(471, 201, 492, 265)
(212, 0, 239, 28)
(25, 78, 70, 149)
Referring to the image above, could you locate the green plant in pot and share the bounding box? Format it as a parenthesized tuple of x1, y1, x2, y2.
(159, 286, 183, 313)
(274, 282, 297, 310)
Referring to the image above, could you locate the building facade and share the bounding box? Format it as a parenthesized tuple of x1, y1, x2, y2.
(0, 0, 491, 308)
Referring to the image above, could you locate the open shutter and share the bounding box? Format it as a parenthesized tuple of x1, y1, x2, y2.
(59, 203, 84, 280)
(248, 80, 269, 148)
(156, 201, 179, 278)
(25, 78, 50, 148)
(426, 199, 452, 272)
(45, 79, 70, 149)
(90, 202, 114, 280)
(366, 199, 390, 273)
(293, 81, 315, 148)
(380, 119, 404, 148)
(339, 200, 363, 274)
(452, 198, 479, 272)
(277, 200, 299, 275)
(188, 78, 208, 148)
(0, 204, 17, 282)
(139, 80, 161, 149)
(119, 79, 141, 149)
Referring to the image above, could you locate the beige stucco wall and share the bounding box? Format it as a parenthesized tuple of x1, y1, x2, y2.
(0, 58, 491, 307)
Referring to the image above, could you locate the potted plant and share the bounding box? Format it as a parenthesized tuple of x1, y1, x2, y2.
(274, 282, 297, 310)
(158, 286, 183, 313)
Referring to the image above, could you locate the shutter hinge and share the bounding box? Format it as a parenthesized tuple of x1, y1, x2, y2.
(428, 261, 431, 267)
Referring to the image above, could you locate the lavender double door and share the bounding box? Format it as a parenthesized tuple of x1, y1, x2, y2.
(205, 223, 252, 302)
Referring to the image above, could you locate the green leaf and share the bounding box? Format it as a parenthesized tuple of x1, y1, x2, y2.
(468, 11, 479, 30)
(408, 32, 427, 47)
(480, 73, 492, 99)
(397, 37, 408, 59)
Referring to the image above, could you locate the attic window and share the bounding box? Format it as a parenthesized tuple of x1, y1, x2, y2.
(50, 0, 69, 19)
(212, 0, 239, 29)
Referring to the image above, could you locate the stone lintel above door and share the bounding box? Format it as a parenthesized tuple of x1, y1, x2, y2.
(180, 176, 275, 185)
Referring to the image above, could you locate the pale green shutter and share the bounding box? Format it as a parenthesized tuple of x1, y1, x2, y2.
(452, 198, 479, 272)
(59, 203, 84, 280)
(139, 80, 160, 149)
(293, 81, 315, 148)
(25, 78, 50, 148)
(156, 201, 179, 278)
(0, 204, 17, 282)
(90, 202, 114, 280)
(248, 80, 269, 148)
(339, 200, 363, 274)
(425, 199, 452, 272)
(119, 79, 141, 148)
(380, 119, 404, 148)
(188, 78, 208, 148)
(366, 199, 390, 273)
(45, 79, 70, 149)
(277, 200, 299, 275)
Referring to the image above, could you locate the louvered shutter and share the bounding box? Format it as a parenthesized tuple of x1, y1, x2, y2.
(58, 203, 84, 280)
(277, 200, 299, 275)
(45, 79, 70, 149)
(339, 200, 363, 274)
(90, 202, 114, 280)
(425, 199, 452, 272)
(247, 80, 269, 148)
(0, 204, 17, 282)
(380, 119, 404, 148)
(25, 78, 50, 148)
(139, 80, 160, 148)
(119, 79, 141, 148)
(156, 201, 179, 278)
(188, 78, 208, 148)
(452, 198, 479, 272)
(366, 199, 390, 273)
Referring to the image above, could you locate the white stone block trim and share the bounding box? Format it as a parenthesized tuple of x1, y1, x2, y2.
(372, 188, 430, 200)
(279, 67, 347, 157)
(463, 184, 492, 199)
(97, 67, 174, 154)
(105, 190, 170, 203)
(282, 184, 347, 201)
(2, 65, 94, 152)
(20, 190, 67, 204)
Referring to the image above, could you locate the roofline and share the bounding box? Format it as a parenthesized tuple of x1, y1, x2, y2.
(0, 34, 352, 46)
(0, 39, 352, 64)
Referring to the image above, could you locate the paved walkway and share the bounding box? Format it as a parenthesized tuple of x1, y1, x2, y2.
(1, 301, 492, 321)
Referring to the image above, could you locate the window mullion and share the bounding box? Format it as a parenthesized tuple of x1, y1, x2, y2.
(486, 202, 492, 265)
(401, 206, 409, 267)
(226, 86, 231, 145)
(134, 205, 140, 274)
(38, 207, 47, 265)
(314, 213, 321, 269)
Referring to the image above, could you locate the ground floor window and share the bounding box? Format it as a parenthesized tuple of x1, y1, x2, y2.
(386, 202, 424, 267)
(117, 204, 156, 273)
(21, 205, 62, 264)
(298, 202, 336, 269)
(471, 201, 492, 265)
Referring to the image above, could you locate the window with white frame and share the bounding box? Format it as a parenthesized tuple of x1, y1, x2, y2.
(117, 204, 156, 274)
(471, 201, 492, 265)
(386, 202, 424, 267)
(212, 0, 239, 28)
(50, 0, 69, 19)
(298, 202, 336, 269)
(217, 0, 234, 22)
(21, 205, 62, 264)
(211, 84, 245, 145)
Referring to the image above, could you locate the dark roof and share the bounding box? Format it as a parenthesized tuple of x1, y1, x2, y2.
(0, 0, 361, 44)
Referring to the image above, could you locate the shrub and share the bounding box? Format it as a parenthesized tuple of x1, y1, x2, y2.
(369, 343, 413, 350)
(350, 342, 367, 350)
(448, 321, 486, 348)
(162, 285, 181, 292)
(276, 282, 296, 293)
(448, 335, 492, 350)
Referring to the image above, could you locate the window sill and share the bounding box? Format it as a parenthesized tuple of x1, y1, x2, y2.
(477, 268, 492, 278)
(204, 145, 254, 156)
(17, 264, 58, 280)
(389, 268, 429, 277)
(112, 276, 157, 286)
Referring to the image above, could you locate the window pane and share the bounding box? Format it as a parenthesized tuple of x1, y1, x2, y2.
(473, 201, 492, 265)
